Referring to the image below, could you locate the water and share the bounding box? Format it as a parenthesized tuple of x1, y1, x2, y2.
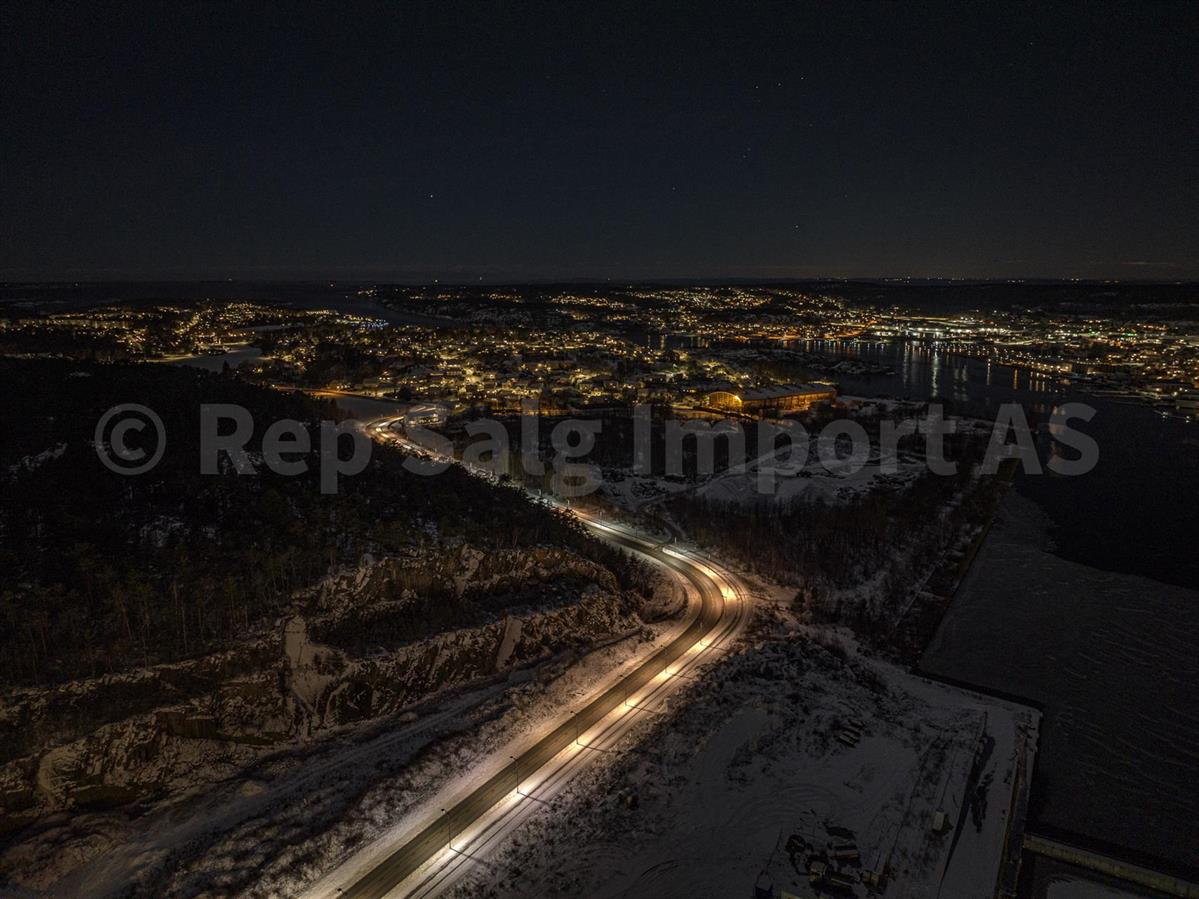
(923, 492, 1199, 874)
(801, 339, 1199, 876)
(791, 338, 1199, 589)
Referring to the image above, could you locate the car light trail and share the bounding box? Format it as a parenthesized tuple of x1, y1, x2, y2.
(308, 417, 751, 899)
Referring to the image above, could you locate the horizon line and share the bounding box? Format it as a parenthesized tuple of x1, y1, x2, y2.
(3, 275, 1198, 288)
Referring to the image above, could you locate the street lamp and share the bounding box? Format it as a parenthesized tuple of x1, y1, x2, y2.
(440, 807, 454, 851)
(509, 755, 524, 797)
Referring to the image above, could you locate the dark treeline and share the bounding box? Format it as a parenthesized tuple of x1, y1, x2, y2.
(443, 402, 1002, 641)
(0, 359, 646, 687)
(668, 439, 999, 638)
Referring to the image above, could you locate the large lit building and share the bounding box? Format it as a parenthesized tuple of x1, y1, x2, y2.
(698, 383, 836, 415)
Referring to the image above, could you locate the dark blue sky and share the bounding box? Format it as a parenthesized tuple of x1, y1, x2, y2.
(3, 1, 1197, 281)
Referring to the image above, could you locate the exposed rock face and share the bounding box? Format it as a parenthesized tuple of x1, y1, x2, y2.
(288, 587, 644, 732)
(0, 545, 675, 835)
(0, 642, 278, 767)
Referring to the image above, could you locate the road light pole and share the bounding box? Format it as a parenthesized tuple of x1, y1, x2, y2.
(440, 807, 454, 851)
(509, 754, 524, 797)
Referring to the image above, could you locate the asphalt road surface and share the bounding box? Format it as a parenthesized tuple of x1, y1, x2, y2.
(334, 451, 746, 898)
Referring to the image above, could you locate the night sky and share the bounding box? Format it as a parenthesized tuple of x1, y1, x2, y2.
(3, 1, 1197, 282)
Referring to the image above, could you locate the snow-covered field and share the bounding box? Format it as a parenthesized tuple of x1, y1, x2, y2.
(599, 470, 692, 511)
(441, 589, 1039, 899)
(696, 446, 926, 507)
(599, 434, 926, 513)
(160, 344, 263, 371)
(922, 492, 1199, 873)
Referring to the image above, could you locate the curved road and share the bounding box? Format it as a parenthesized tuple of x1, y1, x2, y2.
(332, 420, 749, 899)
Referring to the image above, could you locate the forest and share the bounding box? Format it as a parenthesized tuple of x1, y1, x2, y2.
(0, 359, 646, 687)
(666, 419, 1003, 639)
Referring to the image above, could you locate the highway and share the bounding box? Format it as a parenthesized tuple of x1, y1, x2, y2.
(316, 418, 750, 899)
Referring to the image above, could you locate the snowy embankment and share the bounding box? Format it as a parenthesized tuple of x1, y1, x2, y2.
(441, 585, 1039, 899)
(135, 565, 690, 899)
(0, 547, 683, 896)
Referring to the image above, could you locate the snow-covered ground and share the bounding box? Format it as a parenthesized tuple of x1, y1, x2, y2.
(599, 432, 926, 512)
(159, 343, 263, 371)
(922, 491, 1199, 872)
(6, 441, 67, 476)
(3, 601, 689, 898)
(294, 544, 740, 899)
(440, 590, 1039, 899)
(599, 470, 692, 511)
(0, 536, 683, 899)
(696, 445, 926, 507)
